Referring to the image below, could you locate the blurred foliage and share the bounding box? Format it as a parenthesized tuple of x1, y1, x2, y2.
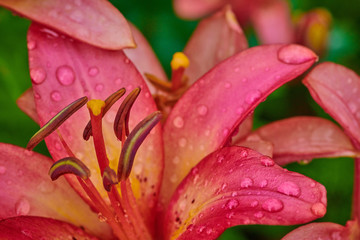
(0, 0, 359, 239)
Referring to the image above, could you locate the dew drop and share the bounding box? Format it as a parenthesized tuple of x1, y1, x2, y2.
(197, 225, 206, 233)
(261, 198, 284, 212)
(178, 138, 187, 147)
(260, 180, 268, 188)
(217, 156, 225, 163)
(27, 40, 36, 50)
(125, 58, 130, 64)
(240, 149, 248, 158)
(172, 156, 180, 164)
(245, 90, 261, 104)
(250, 200, 259, 207)
(50, 91, 62, 102)
(234, 67, 240, 72)
(310, 202, 326, 217)
(236, 107, 244, 115)
(115, 78, 122, 85)
(223, 128, 229, 136)
(224, 82, 232, 89)
(30, 68, 47, 85)
(226, 212, 235, 219)
(56, 65, 75, 86)
(170, 174, 178, 183)
(0, 166, 6, 174)
(55, 141, 62, 150)
(206, 228, 213, 235)
(254, 211, 264, 219)
(260, 157, 275, 167)
(98, 213, 107, 222)
(225, 199, 239, 210)
(197, 105, 208, 116)
(173, 116, 184, 128)
(145, 92, 151, 98)
(179, 199, 186, 211)
(277, 181, 301, 197)
(69, 10, 84, 23)
(15, 198, 31, 215)
(221, 183, 228, 191)
(240, 177, 253, 188)
(277, 44, 316, 64)
(88, 67, 99, 76)
(38, 180, 55, 193)
(95, 83, 104, 92)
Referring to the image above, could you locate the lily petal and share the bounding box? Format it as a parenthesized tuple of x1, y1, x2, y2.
(303, 62, 360, 147)
(0, 143, 112, 239)
(27, 23, 163, 227)
(173, 0, 223, 19)
(124, 23, 168, 94)
(0, 216, 100, 240)
(0, 0, 134, 50)
(164, 146, 327, 240)
(282, 222, 348, 240)
(251, 0, 294, 44)
(236, 134, 274, 157)
(248, 116, 357, 165)
(183, 6, 248, 85)
(162, 44, 317, 205)
(16, 87, 39, 124)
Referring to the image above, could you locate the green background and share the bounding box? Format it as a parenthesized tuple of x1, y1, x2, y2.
(0, 0, 359, 239)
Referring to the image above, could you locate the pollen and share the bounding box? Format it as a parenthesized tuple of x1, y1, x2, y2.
(87, 99, 105, 116)
(171, 52, 189, 70)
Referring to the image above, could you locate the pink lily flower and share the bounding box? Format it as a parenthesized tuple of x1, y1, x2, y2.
(0, 1, 344, 239)
(282, 62, 360, 239)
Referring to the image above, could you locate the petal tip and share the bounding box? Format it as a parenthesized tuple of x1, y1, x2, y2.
(278, 44, 318, 65)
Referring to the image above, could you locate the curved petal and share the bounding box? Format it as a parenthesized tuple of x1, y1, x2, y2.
(184, 6, 248, 85)
(0, 0, 134, 50)
(124, 23, 168, 94)
(164, 146, 327, 240)
(248, 116, 358, 165)
(0, 216, 99, 240)
(173, 0, 223, 19)
(0, 143, 112, 239)
(251, 0, 294, 44)
(303, 62, 360, 147)
(236, 134, 274, 157)
(282, 222, 347, 240)
(161, 44, 317, 205)
(27, 23, 163, 227)
(16, 87, 39, 124)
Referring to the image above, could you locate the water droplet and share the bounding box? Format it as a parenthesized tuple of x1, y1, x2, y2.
(27, 40, 36, 50)
(69, 10, 83, 23)
(240, 178, 253, 188)
(277, 44, 317, 64)
(223, 128, 229, 137)
(55, 141, 62, 150)
(206, 228, 213, 235)
(245, 90, 261, 104)
(260, 180, 268, 188)
(261, 198, 284, 212)
(310, 182, 316, 188)
(226, 212, 235, 219)
(311, 202, 326, 217)
(349, 102, 357, 113)
(145, 92, 151, 98)
(234, 67, 240, 72)
(40, 27, 59, 38)
(15, 198, 31, 215)
(225, 199, 239, 210)
(56, 65, 75, 86)
(98, 213, 107, 222)
(50, 91, 62, 102)
(265, 67, 270, 72)
(179, 199, 186, 211)
(38, 180, 55, 193)
(260, 157, 275, 167)
(124, 58, 130, 64)
(95, 83, 104, 92)
(88, 67, 99, 76)
(0, 166, 6, 174)
(217, 155, 225, 163)
(115, 78, 122, 85)
(277, 181, 301, 197)
(172, 156, 180, 164)
(221, 183, 228, 191)
(197, 105, 208, 116)
(240, 149, 248, 158)
(224, 82, 232, 89)
(178, 138, 187, 147)
(17, 170, 23, 176)
(170, 174, 178, 183)
(197, 225, 206, 233)
(30, 68, 47, 84)
(236, 107, 244, 115)
(250, 200, 259, 207)
(254, 211, 264, 219)
(173, 116, 184, 128)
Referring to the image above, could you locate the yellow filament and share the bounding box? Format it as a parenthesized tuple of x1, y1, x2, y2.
(87, 99, 105, 116)
(171, 52, 190, 70)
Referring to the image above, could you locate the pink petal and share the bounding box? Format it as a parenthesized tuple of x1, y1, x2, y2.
(248, 116, 357, 165)
(16, 87, 39, 124)
(173, 0, 223, 19)
(0, 143, 113, 239)
(251, 0, 295, 44)
(303, 62, 360, 147)
(27, 23, 163, 227)
(163, 146, 327, 240)
(282, 222, 348, 240)
(0, 0, 134, 50)
(124, 23, 168, 94)
(0, 216, 99, 240)
(183, 6, 248, 85)
(161, 44, 317, 205)
(236, 134, 274, 157)
(231, 115, 254, 143)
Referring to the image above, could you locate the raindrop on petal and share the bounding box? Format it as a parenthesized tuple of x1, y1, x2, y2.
(260, 156, 275, 167)
(254, 211, 264, 219)
(245, 90, 261, 104)
(277, 44, 317, 65)
(178, 138, 187, 147)
(261, 198, 284, 212)
(30, 68, 46, 84)
(88, 67, 99, 76)
(197, 105, 208, 116)
(27, 40, 36, 50)
(50, 91, 62, 102)
(95, 83, 104, 92)
(56, 65, 75, 86)
(310, 202, 326, 217)
(0, 166, 6, 174)
(240, 177, 253, 188)
(225, 199, 239, 210)
(173, 116, 184, 128)
(277, 181, 301, 197)
(69, 10, 84, 23)
(15, 198, 31, 215)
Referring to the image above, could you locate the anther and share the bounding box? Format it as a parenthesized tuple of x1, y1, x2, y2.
(83, 88, 126, 140)
(103, 167, 119, 192)
(27, 96, 88, 150)
(118, 111, 162, 181)
(49, 157, 90, 180)
(113, 87, 141, 141)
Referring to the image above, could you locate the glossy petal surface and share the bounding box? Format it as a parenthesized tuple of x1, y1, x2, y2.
(173, 0, 223, 19)
(184, 6, 248, 85)
(248, 116, 357, 165)
(162, 44, 317, 204)
(282, 222, 347, 240)
(0, 143, 112, 239)
(27, 23, 163, 227)
(164, 147, 327, 240)
(303, 62, 360, 147)
(16, 87, 38, 123)
(0, 216, 99, 240)
(0, 0, 134, 50)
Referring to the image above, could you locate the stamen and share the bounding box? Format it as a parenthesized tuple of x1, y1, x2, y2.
(27, 96, 88, 150)
(118, 111, 162, 181)
(83, 88, 126, 140)
(103, 167, 118, 192)
(113, 88, 141, 141)
(49, 157, 90, 180)
(144, 73, 172, 92)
